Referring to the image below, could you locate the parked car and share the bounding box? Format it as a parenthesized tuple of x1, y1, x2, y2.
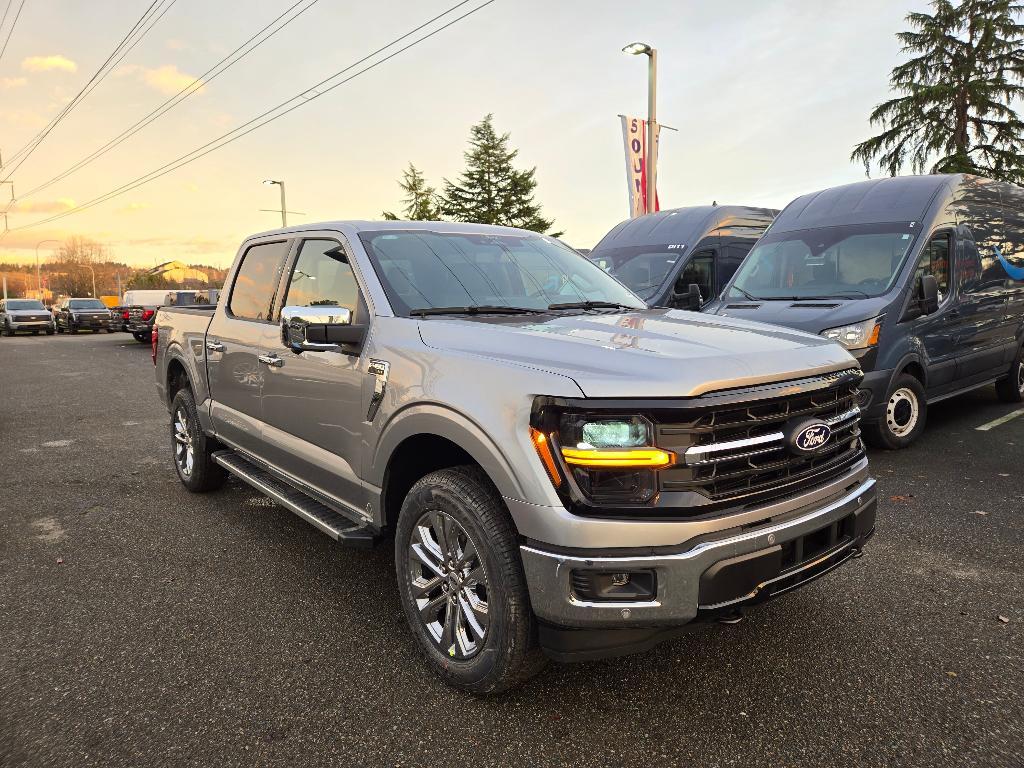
(0, 298, 55, 336)
(125, 290, 217, 342)
(705, 174, 1024, 449)
(154, 221, 876, 693)
(54, 297, 114, 334)
(588, 205, 778, 309)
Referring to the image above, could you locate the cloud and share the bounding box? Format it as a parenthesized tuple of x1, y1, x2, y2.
(117, 202, 150, 213)
(15, 198, 77, 214)
(0, 77, 27, 89)
(1, 109, 48, 130)
(142, 64, 204, 95)
(21, 55, 77, 73)
(166, 38, 187, 51)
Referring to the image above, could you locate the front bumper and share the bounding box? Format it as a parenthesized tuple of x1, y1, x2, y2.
(9, 320, 53, 330)
(521, 474, 876, 650)
(856, 367, 892, 423)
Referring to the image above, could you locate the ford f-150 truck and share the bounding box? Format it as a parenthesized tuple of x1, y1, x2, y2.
(154, 221, 877, 693)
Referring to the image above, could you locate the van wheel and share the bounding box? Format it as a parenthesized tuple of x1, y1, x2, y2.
(395, 466, 547, 694)
(863, 373, 927, 450)
(995, 347, 1024, 403)
(170, 388, 227, 493)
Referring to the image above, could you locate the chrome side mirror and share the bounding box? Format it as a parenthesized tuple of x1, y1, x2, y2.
(280, 305, 366, 353)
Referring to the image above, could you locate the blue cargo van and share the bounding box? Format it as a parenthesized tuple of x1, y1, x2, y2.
(589, 205, 777, 309)
(705, 174, 1024, 448)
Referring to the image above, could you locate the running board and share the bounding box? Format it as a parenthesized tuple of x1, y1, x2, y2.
(212, 450, 376, 548)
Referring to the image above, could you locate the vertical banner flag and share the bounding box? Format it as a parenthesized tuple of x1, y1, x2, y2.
(619, 115, 660, 217)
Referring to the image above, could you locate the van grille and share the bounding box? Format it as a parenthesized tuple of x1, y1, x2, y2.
(656, 369, 864, 510)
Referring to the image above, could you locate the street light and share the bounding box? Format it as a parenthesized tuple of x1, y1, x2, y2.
(622, 41, 658, 214)
(262, 179, 288, 227)
(35, 239, 59, 300)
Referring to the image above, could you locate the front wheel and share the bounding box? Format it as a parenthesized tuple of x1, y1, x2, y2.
(395, 466, 546, 694)
(863, 373, 927, 450)
(995, 347, 1024, 403)
(2, 323, 13, 337)
(169, 388, 227, 493)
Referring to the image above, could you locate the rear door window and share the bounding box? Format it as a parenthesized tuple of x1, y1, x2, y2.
(229, 241, 289, 321)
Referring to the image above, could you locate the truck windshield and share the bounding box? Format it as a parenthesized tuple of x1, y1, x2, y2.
(360, 230, 645, 316)
(587, 245, 681, 299)
(727, 223, 919, 300)
(6, 300, 45, 310)
(69, 299, 106, 309)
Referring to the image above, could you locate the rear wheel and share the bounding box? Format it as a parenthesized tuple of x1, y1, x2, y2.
(170, 388, 227, 493)
(995, 346, 1024, 403)
(133, 331, 150, 343)
(864, 373, 927, 450)
(395, 466, 546, 694)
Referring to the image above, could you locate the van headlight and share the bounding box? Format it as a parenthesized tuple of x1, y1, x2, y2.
(530, 410, 675, 505)
(821, 316, 882, 350)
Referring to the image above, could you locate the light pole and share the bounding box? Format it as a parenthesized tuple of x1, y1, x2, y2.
(262, 179, 288, 227)
(35, 239, 59, 300)
(85, 263, 96, 298)
(622, 42, 658, 213)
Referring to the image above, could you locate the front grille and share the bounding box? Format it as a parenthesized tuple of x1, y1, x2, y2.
(657, 369, 865, 510)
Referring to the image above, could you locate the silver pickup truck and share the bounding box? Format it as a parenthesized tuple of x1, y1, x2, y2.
(154, 221, 877, 693)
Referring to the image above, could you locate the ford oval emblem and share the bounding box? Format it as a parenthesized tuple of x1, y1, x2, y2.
(793, 422, 831, 453)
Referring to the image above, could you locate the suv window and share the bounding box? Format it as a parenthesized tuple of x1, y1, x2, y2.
(283, 239, 360, 313)
(678, 252, 714, 302)
(915, 233, 951, 302)
(229, 241, 289, 321)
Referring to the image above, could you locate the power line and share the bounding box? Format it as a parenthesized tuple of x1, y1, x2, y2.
(3, 0, 496, 233)
(0, 0, 26, 66)
(13, 0, 321, 203)
(0, 0, 174, 180)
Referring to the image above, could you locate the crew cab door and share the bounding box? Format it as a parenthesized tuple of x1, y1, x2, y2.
(206, 239, 290, 460)
(258, 236, 369, 510)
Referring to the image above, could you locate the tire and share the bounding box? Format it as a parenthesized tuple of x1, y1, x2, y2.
(2, 323, 13, 337)
(45, 328, 54, 336)
(133, 331, 150, 343)
(68, 326, 78, 334)
(31, 330, 39, 335)
(395, 466, 546, 694)
(169, 388, 227, 493)
(995, 346, 1024, 403)
(106, 328, 115, 334)
(863, 373, 927, 450)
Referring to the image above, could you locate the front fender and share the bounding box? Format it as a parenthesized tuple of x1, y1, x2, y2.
(369, 403, 527, 502)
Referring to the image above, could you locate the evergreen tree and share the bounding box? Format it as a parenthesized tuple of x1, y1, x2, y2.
(441, 115, 561, 236)
(852, 0, 1024, 182)
(382, 163, 441, 221)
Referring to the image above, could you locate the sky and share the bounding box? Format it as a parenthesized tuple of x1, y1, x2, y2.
(0, 0, 934, 267)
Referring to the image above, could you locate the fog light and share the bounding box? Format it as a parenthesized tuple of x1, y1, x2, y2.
(570, 569, 656, 602)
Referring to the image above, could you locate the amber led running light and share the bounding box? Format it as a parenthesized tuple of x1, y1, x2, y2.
(559, 446, 675, 469)
(529, 428, 562, 487)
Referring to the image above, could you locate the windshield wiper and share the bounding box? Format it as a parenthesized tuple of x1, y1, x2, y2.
(547, 300, 638, 312)
(803, 290, 870, 299)
(410, 305, 543, 317)
(730, 286, 762, 301)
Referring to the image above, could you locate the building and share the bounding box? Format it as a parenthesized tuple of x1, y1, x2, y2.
(147, 261, 208, 284)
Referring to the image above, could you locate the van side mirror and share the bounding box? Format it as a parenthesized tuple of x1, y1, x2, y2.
(281, 306, 366, 353)
(673, 283, 703, 311)
(919, 275, 939, 315)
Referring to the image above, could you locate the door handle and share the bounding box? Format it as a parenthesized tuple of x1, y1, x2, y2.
(258, 353, 284, 368)
(206, 340, 225, 352)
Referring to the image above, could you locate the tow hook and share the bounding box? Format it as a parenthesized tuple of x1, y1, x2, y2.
(718, 610, 744, 625)
(851, 547, 864, 559)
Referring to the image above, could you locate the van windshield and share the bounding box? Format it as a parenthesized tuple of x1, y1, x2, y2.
(587, 245, 682, 299)
(360, 230, 645, 316)
(728, 223, 918, 300)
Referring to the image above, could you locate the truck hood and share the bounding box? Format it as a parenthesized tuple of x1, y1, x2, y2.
(703, 296, 893, 334)
(417, 308, 857, 398)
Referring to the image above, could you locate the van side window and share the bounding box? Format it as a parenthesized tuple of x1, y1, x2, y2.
(678, 252, 714, 301)
(229, 241, 289, 321)
(283, 239, 361, 315)
(915, 233, 951, 301)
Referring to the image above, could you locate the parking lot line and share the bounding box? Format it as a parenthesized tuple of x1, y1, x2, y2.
(975, 408, 1024, 432)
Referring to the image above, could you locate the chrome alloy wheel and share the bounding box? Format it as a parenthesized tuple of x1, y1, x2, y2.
(408, 510, 489, 660)
(173, 407, 195, 478)
(1017, 361, 1024, 396)
(886, 387, 919, 438)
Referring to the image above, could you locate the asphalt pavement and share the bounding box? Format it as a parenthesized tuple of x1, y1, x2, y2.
(1, 332, 1022, 767)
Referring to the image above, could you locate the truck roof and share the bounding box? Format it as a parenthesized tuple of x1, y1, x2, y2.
(770, 174, 963, 233)
(246, 220, 540, 242)
(590, 205, 778, 253)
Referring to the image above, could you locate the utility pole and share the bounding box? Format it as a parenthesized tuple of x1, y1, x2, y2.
(36, 239, 58, 300)
(262, 179, 288, 227)
(622, 42, 658, 213)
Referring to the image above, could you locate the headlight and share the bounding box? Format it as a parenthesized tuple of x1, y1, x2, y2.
(821, 316, 882, 350)
(530, 411, 676, 505)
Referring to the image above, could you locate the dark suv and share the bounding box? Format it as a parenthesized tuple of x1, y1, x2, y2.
(54, 298, 114, 334)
